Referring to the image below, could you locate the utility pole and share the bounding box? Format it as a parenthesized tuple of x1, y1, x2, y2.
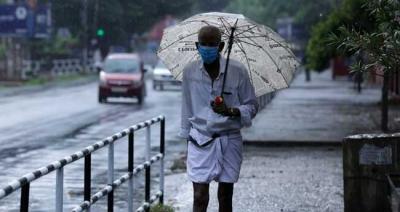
(82, 0, 88, 72)
(94, 0, 99, 34)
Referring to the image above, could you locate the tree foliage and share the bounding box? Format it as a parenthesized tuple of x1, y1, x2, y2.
(30, 36, 79, 59)
(330, 0, 400, 74)
(50, 0, 194, 45)
(193, 0, 231, 12)
(226, 0, 337, 34)
(305, 0, 373, 70)
(326, 0, 399, 132)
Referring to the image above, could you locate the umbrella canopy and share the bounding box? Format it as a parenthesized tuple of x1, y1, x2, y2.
(157, 12, 299, 97)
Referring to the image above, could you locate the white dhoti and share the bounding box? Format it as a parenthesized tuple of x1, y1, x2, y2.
(186, 128, 243, 183)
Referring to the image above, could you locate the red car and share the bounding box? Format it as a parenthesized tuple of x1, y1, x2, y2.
(98, 53, 146, 104)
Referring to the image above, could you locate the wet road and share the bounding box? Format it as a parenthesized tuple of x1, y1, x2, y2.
(0, 80, 185, 211)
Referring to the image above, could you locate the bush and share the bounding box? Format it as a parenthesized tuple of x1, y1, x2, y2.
(150, 204, 174, 212)
(30, 36, 79, 60)
(305, 0, 372, 71)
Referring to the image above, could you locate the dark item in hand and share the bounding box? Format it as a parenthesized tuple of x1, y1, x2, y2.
(210, 100, 229, 116)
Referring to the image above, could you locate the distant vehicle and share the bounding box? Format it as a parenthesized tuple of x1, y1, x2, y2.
(152, 60, 180, 90)
(98, 53, 147, 104)
(143, 64, 154, 79)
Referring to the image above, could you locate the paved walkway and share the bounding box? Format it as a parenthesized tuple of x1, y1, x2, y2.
(164, 69, 395, 211)
(242, 70, 382, 144)
(165, 146, 343, 212)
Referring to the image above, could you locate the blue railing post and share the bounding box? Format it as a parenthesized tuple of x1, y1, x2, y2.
(1, 116, 166, 212)
(20, 183, 30, 212)
(108, 142, 114, 212)
(159, 118, 165, 204)
(55, 168, 64, 212)
(145, 124, 151, 212)
(145, 163, 151, 212)
(128, 131, 134, 212)
(84, 154, 91, 212)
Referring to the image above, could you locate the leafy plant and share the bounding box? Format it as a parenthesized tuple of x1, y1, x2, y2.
(329, 0, 400, 131)
(150, 204, 174, 212)
(30, 36, 79, 60)
(305, 0, 374, 71)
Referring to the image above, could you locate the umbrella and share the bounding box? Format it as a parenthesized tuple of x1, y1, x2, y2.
(157, 12, 299, 97)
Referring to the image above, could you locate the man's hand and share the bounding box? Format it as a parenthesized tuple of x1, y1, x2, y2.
(211, 100, 242, 117)
(211, 100, 229, 116)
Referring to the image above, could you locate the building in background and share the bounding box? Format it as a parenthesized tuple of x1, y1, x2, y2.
(0, 2, 51, 81)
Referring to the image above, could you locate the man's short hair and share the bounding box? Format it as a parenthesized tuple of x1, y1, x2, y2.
(198, 25, 222, 42)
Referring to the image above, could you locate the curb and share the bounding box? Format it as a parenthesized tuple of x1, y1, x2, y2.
(243, 140, 342, 147)
(0, 75, 97, 97)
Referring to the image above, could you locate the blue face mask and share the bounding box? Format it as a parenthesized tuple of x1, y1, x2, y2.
(198, 45, 219, 64)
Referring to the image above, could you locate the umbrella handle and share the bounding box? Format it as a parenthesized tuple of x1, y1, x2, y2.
(220, 19, 238, 97)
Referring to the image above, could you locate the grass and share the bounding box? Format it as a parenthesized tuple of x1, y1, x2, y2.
(150, 204, 175, 212)
(25, 77, 48, 86)
(24, 73, 94, 86)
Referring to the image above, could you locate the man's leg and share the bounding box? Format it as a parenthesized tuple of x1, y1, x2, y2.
(193, 182, 210, 212)
(218, 182, 234, 212)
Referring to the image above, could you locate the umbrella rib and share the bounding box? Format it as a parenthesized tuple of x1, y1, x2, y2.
(181, 19, 221, 26)
(238, 37, 289, 86)
(216, 18, 233, 55)
(238, 29, 297, 60)
(235, 26, 275, 35)
(235, 29, 290, 50)
(233, 38, 266, 49)
(234, 25, 258, 37)
(158, 31, 199, 53)
(219, 17, 232, 33)
(233, 41, 254, 85)
(234, 39, 276, 87)
(235, 35, 270, 39)
(235, 24, 258, 28)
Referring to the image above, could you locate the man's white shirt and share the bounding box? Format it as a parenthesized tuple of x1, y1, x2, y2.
(179, 56, 258, 183)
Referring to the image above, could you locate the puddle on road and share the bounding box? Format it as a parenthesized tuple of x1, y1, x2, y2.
(0, 92, 186, 211)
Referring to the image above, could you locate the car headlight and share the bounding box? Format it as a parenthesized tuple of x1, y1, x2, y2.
(99, 72, 107, 86)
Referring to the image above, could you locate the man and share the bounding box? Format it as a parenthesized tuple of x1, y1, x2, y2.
(179, 25, 258, 212)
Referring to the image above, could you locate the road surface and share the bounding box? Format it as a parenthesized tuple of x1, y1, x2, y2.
(0, 79, 184, 211)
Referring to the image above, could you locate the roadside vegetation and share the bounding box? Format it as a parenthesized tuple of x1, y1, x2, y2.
(150, 204, 175, 212)
(307, 0, 400, 132)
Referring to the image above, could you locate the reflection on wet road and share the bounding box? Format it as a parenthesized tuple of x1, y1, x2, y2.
(0, 80, 184, 211)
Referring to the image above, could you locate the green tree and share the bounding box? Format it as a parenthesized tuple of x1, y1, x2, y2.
(193, 0, 231, 12)
(51, 0, 195, 46)
(306, 0, 372, 71)
(121, 0, 193, 35)
(226, 0, 337, 34)
(329, 0, 400, 131)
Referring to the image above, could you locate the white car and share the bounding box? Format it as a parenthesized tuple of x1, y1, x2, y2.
(152, 60, 181, 90)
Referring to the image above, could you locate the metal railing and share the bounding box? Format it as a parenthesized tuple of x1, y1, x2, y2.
(0, 115, 166, 212)
(257, 92, 274, 110)
(21, 58, 97, 80)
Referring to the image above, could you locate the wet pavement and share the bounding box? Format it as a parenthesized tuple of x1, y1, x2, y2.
(0, 79, 185, 211)
(242, 70, 387, 143)
(163, 69, 397, 211)
(165, 146, 343, 212)
(1, 68, 398, 211)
